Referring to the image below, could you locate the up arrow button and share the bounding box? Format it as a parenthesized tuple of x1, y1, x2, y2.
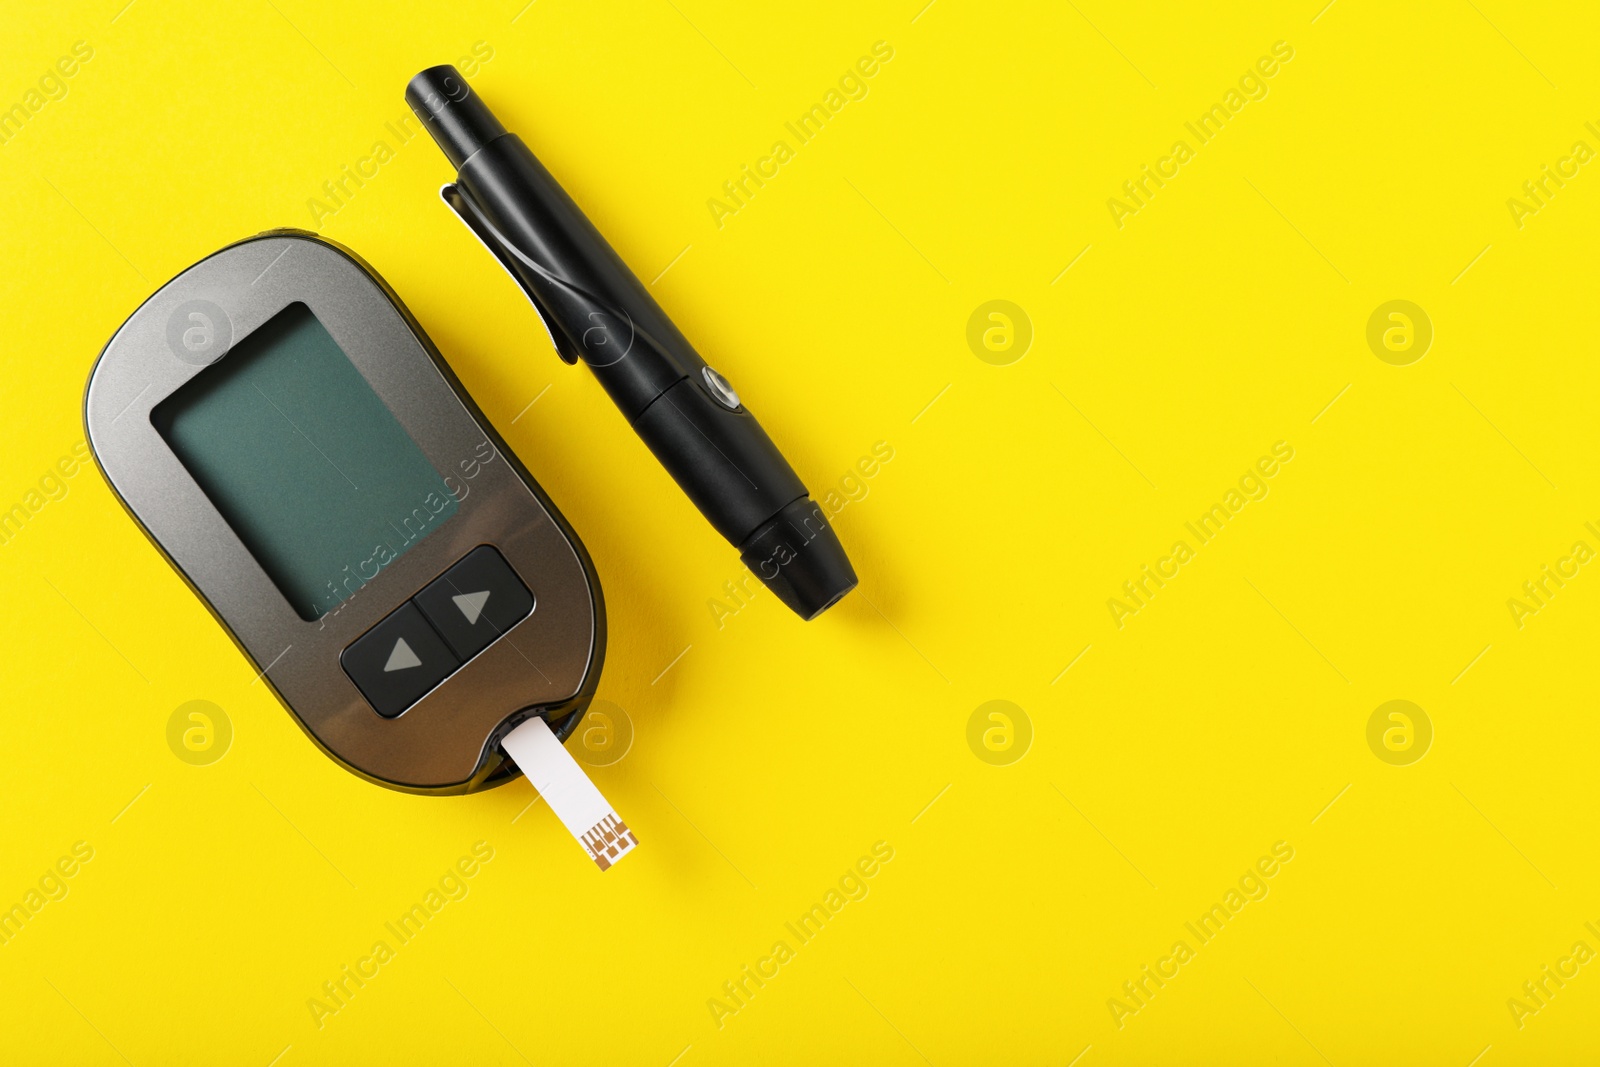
(383, 638, 422, 672)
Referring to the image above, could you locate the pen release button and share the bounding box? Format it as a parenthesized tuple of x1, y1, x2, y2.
(701, 366, 742, 411)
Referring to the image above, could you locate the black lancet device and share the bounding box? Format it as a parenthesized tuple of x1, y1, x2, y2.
(84, 232, 605, 794)
(405, 65, 858, 620)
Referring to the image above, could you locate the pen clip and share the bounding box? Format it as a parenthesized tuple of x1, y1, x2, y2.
(440, 183, 581, 366)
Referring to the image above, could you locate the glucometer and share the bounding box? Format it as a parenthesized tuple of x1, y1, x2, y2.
(84, 231, 607, 799)
(80, 62, 855, 872)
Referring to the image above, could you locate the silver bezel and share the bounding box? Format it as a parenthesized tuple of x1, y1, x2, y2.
(85, 233, 599, 793)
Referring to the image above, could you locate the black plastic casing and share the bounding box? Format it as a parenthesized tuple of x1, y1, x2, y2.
(405, 66, 858, 620)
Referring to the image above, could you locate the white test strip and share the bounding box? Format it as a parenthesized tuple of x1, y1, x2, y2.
(502, 716, 638, 871)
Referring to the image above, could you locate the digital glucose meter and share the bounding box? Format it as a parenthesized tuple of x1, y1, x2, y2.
(84, 231, 605, 795)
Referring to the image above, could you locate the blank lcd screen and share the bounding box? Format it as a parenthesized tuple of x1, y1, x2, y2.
(154, 302, 458, 621)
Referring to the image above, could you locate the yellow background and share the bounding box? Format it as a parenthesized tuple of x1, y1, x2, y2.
(2, 0, 1598, 1062)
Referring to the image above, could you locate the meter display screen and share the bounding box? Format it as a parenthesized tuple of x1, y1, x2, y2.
(154, 302, 458, 621)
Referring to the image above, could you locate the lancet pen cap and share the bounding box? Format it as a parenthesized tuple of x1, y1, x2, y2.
(739, 499, 858, 621)
(405, 65, 506, 169)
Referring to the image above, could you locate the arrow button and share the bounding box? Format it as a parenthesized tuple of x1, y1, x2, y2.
(415, 545, 535, 661)
(340, 603, 460, 718)
(452, 590, 491, 625)
(384, 638, 422, 672)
